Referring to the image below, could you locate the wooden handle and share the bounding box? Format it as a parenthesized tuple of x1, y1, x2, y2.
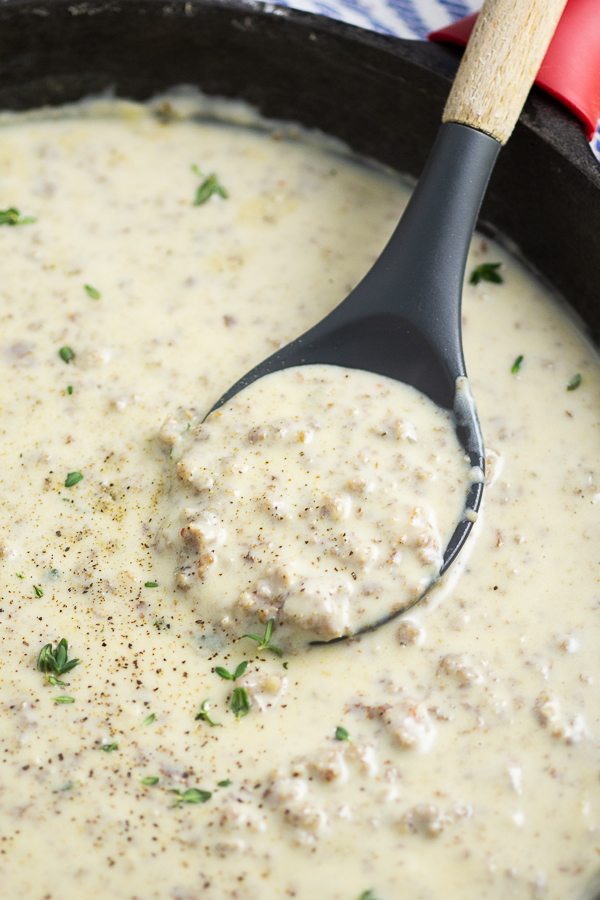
(443, 0, 568, 144)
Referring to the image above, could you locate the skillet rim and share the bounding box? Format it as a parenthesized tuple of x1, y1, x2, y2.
(0, 0, 598, 337)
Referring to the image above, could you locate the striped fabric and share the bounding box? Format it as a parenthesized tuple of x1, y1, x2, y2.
(274, 0, 600, 155)
(274, 0, 477, 38)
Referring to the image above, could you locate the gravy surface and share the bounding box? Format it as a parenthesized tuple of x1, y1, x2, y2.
(0, 96, 599, 900)
(162, 364, 472, 641)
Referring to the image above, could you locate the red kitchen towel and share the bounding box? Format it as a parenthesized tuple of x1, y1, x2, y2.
(429, 0, 600, 140)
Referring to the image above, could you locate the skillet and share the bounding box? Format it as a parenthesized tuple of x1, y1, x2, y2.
(0, 1, 600, 896)
(0, 0, 599, 342)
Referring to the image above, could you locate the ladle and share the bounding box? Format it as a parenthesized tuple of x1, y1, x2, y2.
(208, 0, 568, 637)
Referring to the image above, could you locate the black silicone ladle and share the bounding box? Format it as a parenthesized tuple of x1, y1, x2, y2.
(209, 0, 568, 636)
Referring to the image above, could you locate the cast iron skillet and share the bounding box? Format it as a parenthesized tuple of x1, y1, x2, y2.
(0, 0, 599, 340)
(1, 1, 600, 896)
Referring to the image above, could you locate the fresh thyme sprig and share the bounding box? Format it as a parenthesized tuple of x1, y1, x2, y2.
(37, 638, 80, 686)
(195, 699, 221, 727)
(241, 618, 282, 657)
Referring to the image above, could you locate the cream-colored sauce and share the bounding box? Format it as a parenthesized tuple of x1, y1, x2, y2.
(0, 95, 599, 900)
(161, 364, 472, 641)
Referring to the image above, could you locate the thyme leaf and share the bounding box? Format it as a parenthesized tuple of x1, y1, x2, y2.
(231, 686, 251, 720)
(100, 742, 118, 752)
(59, 346, 75, 364)
(469, 262, 503, 286)
(65, 471, 83, 487)
(335, 726, 351, 742)
(217, 779, 232, 787)
(141, 776, 159, 786)
(511, 355, 523, 374)
(142, 713, 156, 726)
(55, 696, 75, 704)
(567, 373, 582, 391)
(84, 284, 101, 300)
(192, 168, 228, 206)
(171, 787, 212, 807)
(144, 581, 158, 588)
(33, 585, 44, 598)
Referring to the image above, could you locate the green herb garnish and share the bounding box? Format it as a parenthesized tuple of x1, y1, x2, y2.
(195, 699, 220, 727)
(100, 742, 118, 752)
(241, 618, 282, 657)
(192, 166, 228, 206)
(142, 713, 156, 726)
(215, 661, 248, 681)
(511, 354, 523, 374)
(144, 581, 158, 588)
(53, 781, 78, 793)
(217, 779, 232, 787)
(469, 262, 503, 286)
(59, 346, 75, 364)
(170, 787, 212, 808)
(67, 385, 73, 395)
(37, 638, 80, 684)
(64, 471, 83, 487)
(567, 373, 582, 391)
(16, 573, 24, 579)
(33, 585, 43, 598)
(335, 726, 351, 742)
(0, 207, 36, 226)
(142, 776, 160, 786)
(358, 892, 380, 900)
(231, 686, 251, 720)
(84, 284, 101, 300)
(55, 696, 75, 704)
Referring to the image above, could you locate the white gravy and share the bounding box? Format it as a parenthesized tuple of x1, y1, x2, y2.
(0, 94, 599, 900)
(161, 364, 472, 641)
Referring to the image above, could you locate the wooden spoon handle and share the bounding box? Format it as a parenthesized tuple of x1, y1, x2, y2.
(443, 0, 569, 144)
